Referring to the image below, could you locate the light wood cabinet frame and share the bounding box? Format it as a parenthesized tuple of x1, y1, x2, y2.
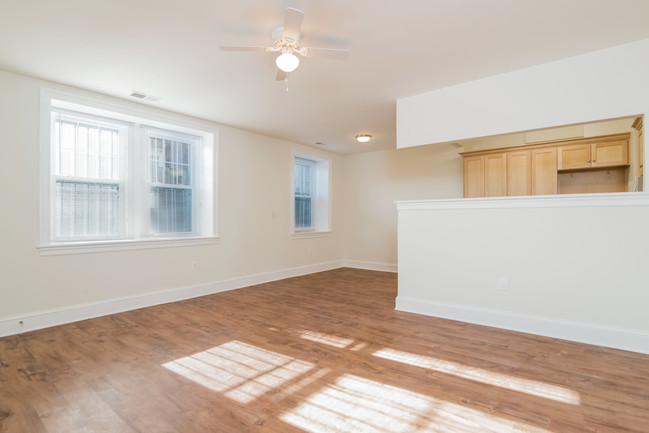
(461, 133, 629, 198)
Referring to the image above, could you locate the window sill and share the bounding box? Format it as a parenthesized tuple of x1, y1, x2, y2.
(291, 231, 332, 240)
(37, 236, 220, 256)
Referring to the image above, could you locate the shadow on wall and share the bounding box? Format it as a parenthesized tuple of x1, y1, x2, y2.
(385, 143, 464, 198)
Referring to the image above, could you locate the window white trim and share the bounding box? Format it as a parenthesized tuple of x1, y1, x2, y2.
(37, 236, 219, 256)
(291, 231, 333, 240)
(39, 87, 218, 252)
(290, 152, 332, 235)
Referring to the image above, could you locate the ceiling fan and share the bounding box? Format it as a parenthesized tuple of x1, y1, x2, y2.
(220, 7, 351, 81)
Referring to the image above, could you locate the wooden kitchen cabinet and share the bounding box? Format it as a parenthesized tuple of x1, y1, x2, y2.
(484, 153, 507, 197)
(461, 133, 629, 198)
(557, 143, 591, 170)
(463, 153, 507, 197)
(591, 140, 628, 168)
(463, 155, 484, 198)
(507, 150, 531, 196)
(531, 148, 558, 195)
(558, 140, 628, 170)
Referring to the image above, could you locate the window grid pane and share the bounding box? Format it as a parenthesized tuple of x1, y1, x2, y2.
(149, 136, 193, 234)
(295, 159, 314, 229)
(55, 181, 120, 240)
(53, 116, 123, 241)
(150, 187, 193, 233)
(54, 119, 120, 180)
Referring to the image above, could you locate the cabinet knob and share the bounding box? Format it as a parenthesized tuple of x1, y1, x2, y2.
(586, 160, 591, 163)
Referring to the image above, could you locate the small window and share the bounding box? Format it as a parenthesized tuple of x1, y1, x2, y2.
(294, 157, 315, 230)
(292, 154, 330, 234)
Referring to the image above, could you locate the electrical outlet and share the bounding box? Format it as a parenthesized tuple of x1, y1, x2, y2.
(192, 261, 198, 271)
(498, 276, 509, 291)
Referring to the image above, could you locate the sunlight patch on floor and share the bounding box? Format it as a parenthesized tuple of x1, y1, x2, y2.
(299, 330, 355, 348)
(350, 342, 368, 351)
(162, 340, 313, 404)
(373, 348, 580, 404)
(281, 374, 553, 433)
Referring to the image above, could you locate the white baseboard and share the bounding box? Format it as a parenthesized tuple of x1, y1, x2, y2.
(0, 260, 344, 338)
(396, 296, 649, 355)
(343, 260, 398, 273)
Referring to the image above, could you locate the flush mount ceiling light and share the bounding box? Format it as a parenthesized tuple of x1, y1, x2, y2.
(276, 49, 300, 72)
(356, 134, 372, 143)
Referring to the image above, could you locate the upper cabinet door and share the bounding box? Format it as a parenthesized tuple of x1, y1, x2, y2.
(507, 150, 531, 196)
(557, 144, 591, 170)
(464, 155, 484, 198)
(591, 140, 628, 168)
(484, 153, 507, 197)
(531, 148, 558, 195)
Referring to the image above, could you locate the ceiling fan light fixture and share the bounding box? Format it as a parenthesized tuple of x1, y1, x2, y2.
(276, 51, 299, 72)
(356, 134, 372, 143)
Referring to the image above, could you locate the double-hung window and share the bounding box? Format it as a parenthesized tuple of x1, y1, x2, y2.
(294, 157, 315, 230)
(40, 90, 216, 253)
(52, 111, 126, 241)
(147, 131, 196, 234)
(292, 154, 331, 234)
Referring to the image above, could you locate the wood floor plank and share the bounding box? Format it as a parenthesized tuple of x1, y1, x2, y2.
(1, 268, 648, 433)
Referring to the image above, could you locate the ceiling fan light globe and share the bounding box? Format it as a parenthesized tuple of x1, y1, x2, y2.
(276, 52, 299, 72)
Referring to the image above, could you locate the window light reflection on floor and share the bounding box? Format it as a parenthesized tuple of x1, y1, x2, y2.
(299, 330, 355, 348)
(373, 348, 580, 404)
(281, 374, 553, 433)
(162, 340, 313, 404)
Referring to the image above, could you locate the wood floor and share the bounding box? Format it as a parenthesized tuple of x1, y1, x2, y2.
(1, 268, 648, 433)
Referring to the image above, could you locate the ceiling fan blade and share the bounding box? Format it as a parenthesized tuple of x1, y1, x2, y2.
(220, 45, 274, 52)
(282, 7, 304, 41)
(276, 69, 288, 81)
(301, 47, 351, 60)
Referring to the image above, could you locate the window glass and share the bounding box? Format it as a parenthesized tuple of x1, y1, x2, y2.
(52, 112, 123, 240)
(148, 134, 194, 234)
(295, 157, 315, 230)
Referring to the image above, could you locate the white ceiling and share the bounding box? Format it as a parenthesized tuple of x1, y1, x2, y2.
(1, 0, 649, 154)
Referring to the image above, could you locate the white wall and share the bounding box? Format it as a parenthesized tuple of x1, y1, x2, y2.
(0, 70, 343, 334)
(397, 38, 649, 153)
(395, 38, 649, 353)
(396, 196, 649, 353)
(342, 144, 463, 270)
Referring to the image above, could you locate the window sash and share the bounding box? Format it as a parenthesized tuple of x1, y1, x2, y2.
(294, 157, 316, 230)
(54, 180, 121, 241)
(146, 130, 197, 235)
(51, 111, 126, 241)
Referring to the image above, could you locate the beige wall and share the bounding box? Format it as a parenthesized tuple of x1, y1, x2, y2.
(342, 144, 463, 266)
(0, 70, 343, 321)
